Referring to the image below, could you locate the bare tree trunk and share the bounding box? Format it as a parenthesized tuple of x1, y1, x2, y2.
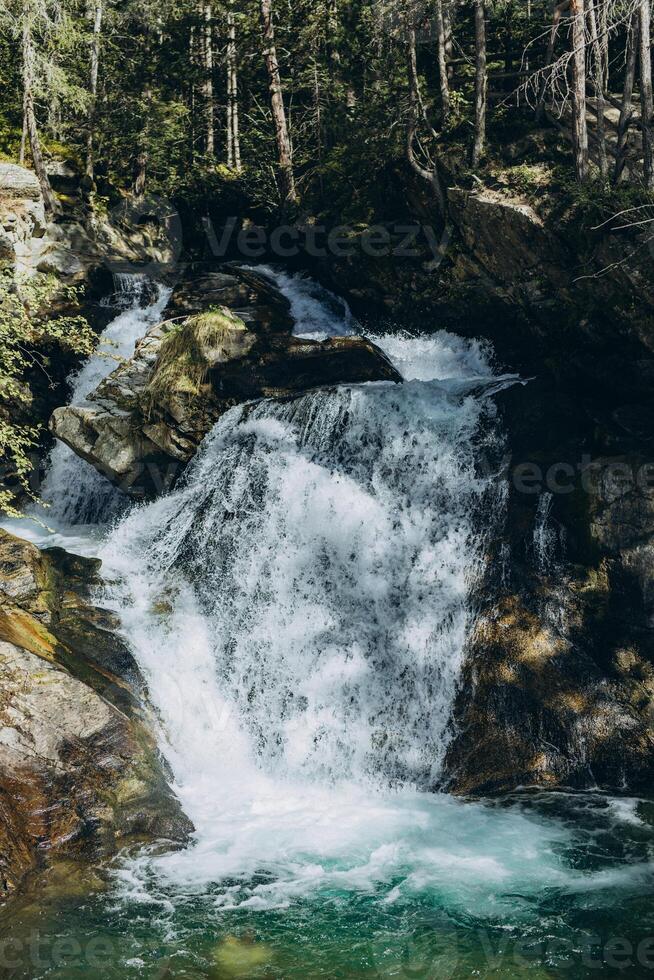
(536, 1, 570, 123)
(21, 6, 58, 214)
(587, 0, 608, 178)
(19, 114, 28, 165)
(615, 11, 638, 184)
(443, 2, 454, 80)
(639, 0, 654, 189)
(85, 0, 103, 180)
(133, 85, 152, 197)
(133, 151, 147, 197)
(313, 59, 323, 179)
(571, 0, 589, 181)
(190, 25, 197, 163)
(226, 0, 241, 171)
(260, 0, 297, 205)
(435, 0, 450, 123)
(200, 1, 214, 157)
(599, 0, 609, 84)
(472, 0, 487, 168)
(406, 26, 446, 217)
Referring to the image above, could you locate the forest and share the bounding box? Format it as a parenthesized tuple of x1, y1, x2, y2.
(4, 0, 654, 216)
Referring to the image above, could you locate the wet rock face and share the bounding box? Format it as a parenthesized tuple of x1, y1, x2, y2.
(0, 530, 191, 902)
(50, 266, 402, 499)
(442, 379, 654, 796)
(445, 583, 654, 796)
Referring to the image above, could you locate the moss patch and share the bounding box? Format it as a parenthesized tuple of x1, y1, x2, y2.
(143, 307, 252, 412)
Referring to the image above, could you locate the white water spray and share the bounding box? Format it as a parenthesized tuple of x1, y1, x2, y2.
(94, 275, 519, 902)
(37, 275, 171, 529)
(252, 265, 358, 339)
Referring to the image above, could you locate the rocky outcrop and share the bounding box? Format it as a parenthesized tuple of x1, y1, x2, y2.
(442, 374, 654, 795)
(1, 162, 178, 285)
(445, 576, 654, 795)
(0, 164, 47, 276)
(0, 530, 190, 901)
(50, 267, 402, 499)
(446, 187, 571, 316)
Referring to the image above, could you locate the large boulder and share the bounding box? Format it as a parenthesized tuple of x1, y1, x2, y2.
(50, 267, 402, 499)
(0, 530, 191, 901)
(443, 379, 654, 796)
(0, 164, 47, 275)
(445, 583, 654, 795)
(0, 164, 41, 201)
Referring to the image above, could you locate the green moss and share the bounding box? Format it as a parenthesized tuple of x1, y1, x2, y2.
(143, 307, 249, 412)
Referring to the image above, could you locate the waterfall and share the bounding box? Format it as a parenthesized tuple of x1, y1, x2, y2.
(96, 288, 512, 896)
(37, 275, 172, 529)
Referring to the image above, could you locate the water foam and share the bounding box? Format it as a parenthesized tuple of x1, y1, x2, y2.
(97, 318, 512, 903)
(36, 275, 172, 531)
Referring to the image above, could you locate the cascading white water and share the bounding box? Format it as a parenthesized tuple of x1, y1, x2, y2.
(13, 268, 654, 952)
(94, 277, 524, 905)
(103, 357, 504, 785)
(36, 275, 171, 529)
(252, 265, 358, 339)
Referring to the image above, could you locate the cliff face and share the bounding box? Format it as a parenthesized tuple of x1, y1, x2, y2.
(439, 189, 654, 794)
(0, 530, 191, 901)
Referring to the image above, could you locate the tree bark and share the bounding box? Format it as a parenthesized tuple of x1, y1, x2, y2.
(435, 0, 450, 123)
(19, 115, 28, 166)
(226, 0, 241, 171)
(586, 0, 607, 178)
(571, 0, 589, 181)
(472, 0, 487, 168)
(200, 1, 214, 157)
(133, 85, 152, 197)
(406, 26, 446, 218)
(536, 1, 570, 123)
(443, 2, 454, 81)
(614, 12, 638, 184)
(639, 0, 654, 189)
(260, 0, 297, 205)
(21, 4, 58, 214)
(189, 25, 196, 163)
(598, 0, 609, 85)
(85, 0, 103, 180)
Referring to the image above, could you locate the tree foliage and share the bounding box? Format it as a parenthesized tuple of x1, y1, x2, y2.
(0, 271, 94, 515)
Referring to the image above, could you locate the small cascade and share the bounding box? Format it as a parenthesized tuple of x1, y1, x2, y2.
(99, 271, 161, 309)
(252, 265, 358, 339)
(533, 491, 566, 573)
(37, 275, 172, 528)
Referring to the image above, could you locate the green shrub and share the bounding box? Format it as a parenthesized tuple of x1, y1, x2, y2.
(0, 270, 95, 516)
